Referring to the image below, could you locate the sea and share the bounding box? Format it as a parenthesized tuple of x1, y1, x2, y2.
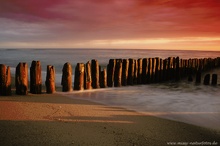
(1, 48, 220, 130)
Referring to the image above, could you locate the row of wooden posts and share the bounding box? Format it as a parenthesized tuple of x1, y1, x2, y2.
(0, 57, 220, 96)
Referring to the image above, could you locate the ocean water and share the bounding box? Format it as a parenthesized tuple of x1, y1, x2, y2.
(1, 48, 220, 130)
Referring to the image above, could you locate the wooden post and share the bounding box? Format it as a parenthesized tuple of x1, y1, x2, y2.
(107, 59, 116, 87)
(74, 63, 85, 90)
(204, 74, 210, 85)
(155, 58, 160, 83)
(122, 59, 129, 86)
(151, 58, 156, 83)
(91, 59, 100, 89)
(142, 58, 148, 84)
(114, 59, 122, 87)
(30, 61, 42, 94)
(61, 62, 72, 92)
(45, 65, 56, 93)
(147, 58, 153, 83)
(16, 63, 28, 95)
(128, 59, 135, 85)
(0, 64, 11, 96)
(175, 57, 180, 81)
(137, 58, 143, 84)
(133, 60, 138, 85)
(211, 74, 218, 85)
(159, 59, 163, 82)
(163, 59, 168, 81)
(84, 61, 92, 90)
(100, 69, 107, 88)
(195, 69, 201, 84)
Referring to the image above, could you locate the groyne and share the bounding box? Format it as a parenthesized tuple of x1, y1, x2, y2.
(0, 57, 220, 95)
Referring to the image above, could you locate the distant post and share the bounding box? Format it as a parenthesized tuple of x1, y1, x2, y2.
(204, 74, 210, 85)
(16, 63, 28, 95)
(137, 58, 143, 84)
(107, 59, 116, 87)
(30, 61, 42, 94)
(45, 65, 56, 93)
(0, 64, 11, 96)
(61, 62, 72, 92)
(211, 74, 218, 85)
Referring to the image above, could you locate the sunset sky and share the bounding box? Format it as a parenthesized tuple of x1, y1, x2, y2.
(0, 0, 220, 50)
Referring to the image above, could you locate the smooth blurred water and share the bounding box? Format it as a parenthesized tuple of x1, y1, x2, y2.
(1, 48, 220, 129)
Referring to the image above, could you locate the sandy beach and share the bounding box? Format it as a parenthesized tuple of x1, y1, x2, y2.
(0, 92, 220, 146)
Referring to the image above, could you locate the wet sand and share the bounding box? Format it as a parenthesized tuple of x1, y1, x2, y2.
(0, 93, 220, 146)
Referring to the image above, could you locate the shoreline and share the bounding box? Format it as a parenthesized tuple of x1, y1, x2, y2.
(0, 93, 220, 146)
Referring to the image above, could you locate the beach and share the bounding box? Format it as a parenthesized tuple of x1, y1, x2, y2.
(0, 92, 220, 146)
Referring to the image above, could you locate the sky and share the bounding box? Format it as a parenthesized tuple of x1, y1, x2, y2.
(0, 0, 220, 50)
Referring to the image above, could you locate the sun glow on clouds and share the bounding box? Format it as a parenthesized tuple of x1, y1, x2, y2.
(0, 0, 220, 50)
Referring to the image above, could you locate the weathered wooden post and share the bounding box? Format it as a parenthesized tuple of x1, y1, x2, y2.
(204, 74, 210, 85)
(30, 61, 42, 94)
(151, 58, 156, 83)
(74, 63, 85, 90)
(155, 57, 160, 83)
(61, 62, 72, 92)
(114, 59, 122, 87)
(45, 65, 56, 93)
(128, 59, 135, 85)
(84, 61, 92, 90)
(159, 59, 163, 82)
(0, 64, 11, 96)
(211, 74, 218, 85)
(147, 58, 153, 83)
(142, 58, 148, 84)
(16, 63, 28, 95)
(137, 58, 143, 84)
(188, 59, 193, 82)
(91, 59, 100, 89)
(175, 57, 180, 81)
(122, 59, 129, 86)
(133, 60, 138, 85)
(107, 59, 116, 87)
(163, 59, 168, 81)
(100, 68, 107, 88)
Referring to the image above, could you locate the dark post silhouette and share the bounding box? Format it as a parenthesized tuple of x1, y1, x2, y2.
(61, 62, 72, 92)
(147, 58, 153, 83)
(155, 57, 160, 83)
(114, 59, 122, 87)
(128, 59, 135, 85)
(30, 61, 42, 94)
(211, 74, 217, 85)
(137, 58, 143, 84)
(107, 59, 116, 87)
(91, 59, 100, 89)
(16, 63, 28, 95)
(195, 69, 201, 84)
(74, 63, 85, 90)
(0, 64, 11, 96)
(204, 74, 210, 85)
(142, 58, 148, 84)
(45, 65, 56, 93)
(122, 59, 129, 86)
